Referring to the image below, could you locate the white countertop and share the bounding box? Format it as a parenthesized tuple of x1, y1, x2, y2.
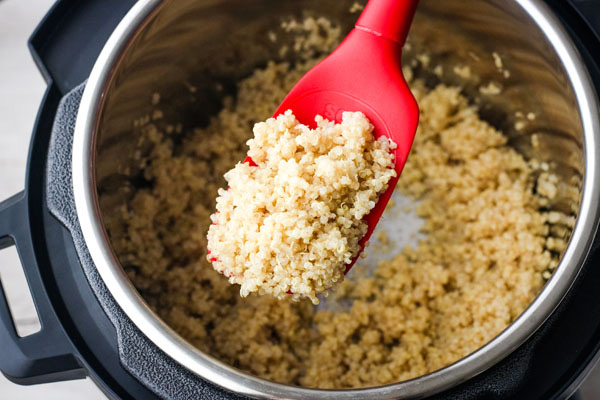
(0, 0, 598, 399)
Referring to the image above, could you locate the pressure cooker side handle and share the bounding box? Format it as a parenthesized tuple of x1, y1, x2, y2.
(28, 0, 136, 95)
(0, 192, 86, 385)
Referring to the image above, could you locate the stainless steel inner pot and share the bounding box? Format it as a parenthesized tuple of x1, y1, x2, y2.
(72, 0, 600, 398)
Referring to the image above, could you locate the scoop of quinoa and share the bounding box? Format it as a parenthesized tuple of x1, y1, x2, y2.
(207, 110, 397, 303)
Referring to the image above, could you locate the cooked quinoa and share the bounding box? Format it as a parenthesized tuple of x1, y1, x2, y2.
(102, 17, 569, 389)
(207, 111, 396, 303)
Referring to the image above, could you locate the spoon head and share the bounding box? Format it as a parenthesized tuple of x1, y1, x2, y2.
(270, 29, 419, 273)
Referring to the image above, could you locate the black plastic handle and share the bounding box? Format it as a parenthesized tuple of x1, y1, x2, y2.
(0, 192, 85, 385)
(29, 0, 136, 95)
(0, 0, 136, 386)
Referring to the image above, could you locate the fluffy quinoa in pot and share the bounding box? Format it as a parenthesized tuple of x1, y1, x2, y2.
(102, 13, 572, 389)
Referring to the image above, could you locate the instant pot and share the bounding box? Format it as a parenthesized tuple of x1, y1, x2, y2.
(1, 0, 600, 398)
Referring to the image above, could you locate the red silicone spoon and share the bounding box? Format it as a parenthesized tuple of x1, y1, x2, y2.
(242, 0, 420, 274)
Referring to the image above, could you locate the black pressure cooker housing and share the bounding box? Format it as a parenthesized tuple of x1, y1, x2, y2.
(0, 0, 599, 399)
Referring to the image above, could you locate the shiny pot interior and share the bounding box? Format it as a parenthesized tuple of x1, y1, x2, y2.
(72, 0, 600, 398)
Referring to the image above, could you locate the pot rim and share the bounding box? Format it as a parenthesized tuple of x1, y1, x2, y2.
(72, 0, 600, 398)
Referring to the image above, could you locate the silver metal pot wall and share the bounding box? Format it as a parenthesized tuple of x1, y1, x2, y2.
(68, 0, 600, 398)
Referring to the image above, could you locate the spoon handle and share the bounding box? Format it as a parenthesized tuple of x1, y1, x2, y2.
(355, 0, 419, 46)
